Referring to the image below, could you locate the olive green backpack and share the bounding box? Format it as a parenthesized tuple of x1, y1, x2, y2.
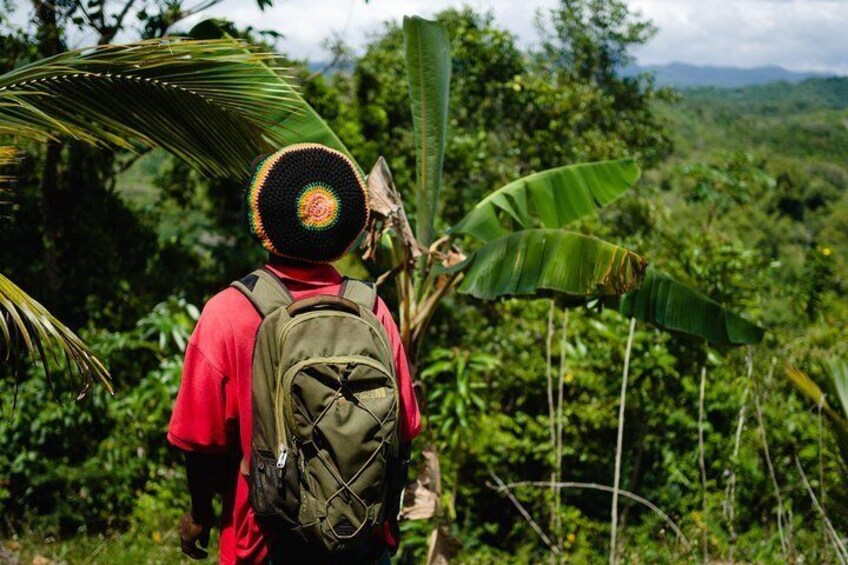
(232, 268, 405, 558)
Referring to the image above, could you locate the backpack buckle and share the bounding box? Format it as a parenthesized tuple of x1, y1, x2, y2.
(339, 364, 353, 389)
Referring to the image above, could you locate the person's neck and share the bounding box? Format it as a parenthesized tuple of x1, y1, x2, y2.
(268, 255, 314, 269)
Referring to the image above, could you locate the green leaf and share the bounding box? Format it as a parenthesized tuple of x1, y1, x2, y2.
(403, 15, 451, 246)
(0, 272, 112, 396)
(616, 267, 764, 345)
(0, 39, 354, 180)
(823, 358, 848, 420)
(0, 147, 15, 219)
(187, 22, 353, 166)
(785, 365, 848, 466)
(453, 159, 640, 243)
(458, 229, 647, 300)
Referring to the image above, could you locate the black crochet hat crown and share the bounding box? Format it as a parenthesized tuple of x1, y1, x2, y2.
(245, 143, 369, 263)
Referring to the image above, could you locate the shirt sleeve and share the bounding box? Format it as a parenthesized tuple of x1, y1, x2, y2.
(167, 303, 239, 453)
(374, 297, 421, 443)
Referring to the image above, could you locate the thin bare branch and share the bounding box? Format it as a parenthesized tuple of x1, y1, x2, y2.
(698, 364, 709, 563)
(819, 393, 828, 561)
(723, 346, 753, 562)
(100, 0, 139, 44)
(492, 480, 693, 553)
(794, 456, 848, 564)
(610, 316, 636, 565)
(545, 300, 556, 542)
(555, 307, 569, 553)
(488, 471, 560, 556)
(546, 301, 556, 451)
(754, 384, 789, 557)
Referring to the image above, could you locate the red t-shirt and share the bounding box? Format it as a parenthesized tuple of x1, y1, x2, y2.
(167, 262, 421, 564)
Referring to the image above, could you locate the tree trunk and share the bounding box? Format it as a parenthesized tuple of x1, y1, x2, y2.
(33, 0, 64, 299)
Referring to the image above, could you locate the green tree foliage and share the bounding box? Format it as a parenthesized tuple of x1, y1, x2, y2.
(348, 7, 673, 229)
(0, 298, 197, 531)
(535, 0, 675, 167)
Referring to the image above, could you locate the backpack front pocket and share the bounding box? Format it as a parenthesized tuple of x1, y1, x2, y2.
(249, 447, 300, 524)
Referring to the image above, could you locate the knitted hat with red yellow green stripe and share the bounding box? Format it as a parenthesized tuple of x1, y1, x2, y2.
(245, 143, 369, 263)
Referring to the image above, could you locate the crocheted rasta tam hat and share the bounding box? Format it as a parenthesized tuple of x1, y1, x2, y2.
(245, 143, 369, 263)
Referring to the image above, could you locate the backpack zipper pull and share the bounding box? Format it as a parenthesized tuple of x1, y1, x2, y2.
(276, 444, 288, 469)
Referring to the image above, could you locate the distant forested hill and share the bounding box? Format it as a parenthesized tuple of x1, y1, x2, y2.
(623, 62, 834, 88)
(652, 75, 848, 280)
(662, 77, 848, 162)
(683, 77, 848, 114)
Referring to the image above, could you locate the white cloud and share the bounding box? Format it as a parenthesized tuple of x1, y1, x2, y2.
(629, 0, 848, 73)
(176, 0, 559, 60)
(6, 0, 847, 73)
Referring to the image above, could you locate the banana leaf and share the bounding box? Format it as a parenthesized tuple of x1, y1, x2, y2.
(0, 39, 350, 180)
(615, 267, 764, 345)
(453, 159, 640, 243)
(457, 229, 647, 300)
(403, 16, 451, 247)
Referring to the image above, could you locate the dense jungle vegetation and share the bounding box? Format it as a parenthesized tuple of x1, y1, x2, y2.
(1, 0, 846, 563)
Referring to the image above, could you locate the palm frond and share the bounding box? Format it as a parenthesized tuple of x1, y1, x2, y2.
(0, 272, 111, 396)
(0, 39, 353, 179)
(0, 146, 16, 218)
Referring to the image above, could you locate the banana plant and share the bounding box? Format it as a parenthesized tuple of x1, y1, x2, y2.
(614, 267, 765, 346)
(364, 16, 763, 369)
(361, 19, 764, 562)
(365, 17, 649, 366)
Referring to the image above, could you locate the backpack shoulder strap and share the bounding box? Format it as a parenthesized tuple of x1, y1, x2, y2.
(230, 267, 294, 318)
(339, 278, 377, 312)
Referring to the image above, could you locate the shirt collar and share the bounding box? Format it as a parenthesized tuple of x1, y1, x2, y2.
(265, 260, 343, 288)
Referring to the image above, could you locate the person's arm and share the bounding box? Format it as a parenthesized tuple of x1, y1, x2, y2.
(374, 298, 421, 442)
(168, 299, 237, 559)
(180, 451, 227, 559)
(374, 297, 421, 549)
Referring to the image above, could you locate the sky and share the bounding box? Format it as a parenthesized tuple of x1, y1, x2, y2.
(8, 0, 848, 74)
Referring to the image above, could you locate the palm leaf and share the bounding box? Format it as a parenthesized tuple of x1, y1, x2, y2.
(0, 39, 353, 180)
(187, 19, 353, 167)
(785, 365, 848, 466)
(615, 267, 764, 345)
(0, 146, 15, 218)
(453, 159, 640, 243)
(403, 16, 451, 247)
(0, 272, 112, 395)
(457, 229, 647, 300)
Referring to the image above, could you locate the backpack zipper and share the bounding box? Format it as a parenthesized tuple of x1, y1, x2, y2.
(277, 310, 394, 372)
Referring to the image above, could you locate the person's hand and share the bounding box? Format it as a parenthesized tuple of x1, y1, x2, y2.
(180, 511, 212, 559)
